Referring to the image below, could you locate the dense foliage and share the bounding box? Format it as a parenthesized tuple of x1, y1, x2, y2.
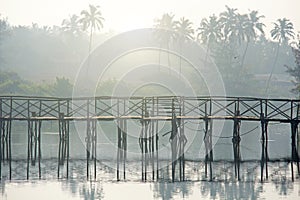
(0, 5, 299, 98)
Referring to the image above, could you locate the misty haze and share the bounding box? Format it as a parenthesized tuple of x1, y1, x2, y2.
(0, 0, 300, 200)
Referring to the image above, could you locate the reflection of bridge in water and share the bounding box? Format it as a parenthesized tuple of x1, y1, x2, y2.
(0, 96, 299, 182)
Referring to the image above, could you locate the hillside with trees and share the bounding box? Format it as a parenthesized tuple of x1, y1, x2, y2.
(0, 5, 299, 98)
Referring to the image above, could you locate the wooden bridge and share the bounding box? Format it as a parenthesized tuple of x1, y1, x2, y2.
(0, 95, 299, 182)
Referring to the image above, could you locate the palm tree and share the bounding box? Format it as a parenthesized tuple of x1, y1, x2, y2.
(265, 18, 295, 94)
(79, 4, 104, 62)
(219, 6, 240, 74)
(219, 5, 238, 43)
(61, 14, 81, 37)
(240, 10, 265, 69)
(220, 7, 265, 78)
(197, 14, 223, 64)
(175, 17, 194, 77)
(154, 13, 176, 72)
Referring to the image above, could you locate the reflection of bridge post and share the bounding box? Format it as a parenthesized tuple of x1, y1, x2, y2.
(27, 111, 42, 179)
(57, 112, 69, 179)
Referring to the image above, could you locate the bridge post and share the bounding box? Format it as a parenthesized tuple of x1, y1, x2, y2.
(1, 98, 13, 180)
(2, 119, 12, 180)
(92, 119, 97, 180)
(290, 102, 300, 181)
(27, 112, 42, 179)
(0, 109, 1, 180)
(144, 116, 149, 181)
(203, 99, 213, 181)
(170, 98, 179, 182)
(57, 112, 69, 179)
(86, 118, 97, 180)
(232, 110, 241, 181)
(178, 97, 187, 181)
(122, 118, 127, 180)
(0, 99, 2, 180)
(260, 111, 267, 182)
(140, 98, 146, 181)
(297, 103, 300, 176)
(290, 120, 299, 181)
(140, 118, 145, 181)
(116, 99, 127, 181)
(150, 114, 155, 180)
(155, 97, 159, 180)
(0, 99, 4, 180)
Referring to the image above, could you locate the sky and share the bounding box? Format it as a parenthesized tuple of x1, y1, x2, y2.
(0, 0, 299, 35)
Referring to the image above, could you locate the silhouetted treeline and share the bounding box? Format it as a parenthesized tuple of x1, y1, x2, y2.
(0, 5, 299, 97)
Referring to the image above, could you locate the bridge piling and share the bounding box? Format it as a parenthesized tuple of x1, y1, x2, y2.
(57, 112, 69, 179)
(232, 110, 241, 181)
(27, 112, 42, 180)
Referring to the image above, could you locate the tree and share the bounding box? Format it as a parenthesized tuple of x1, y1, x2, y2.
(175, 17, 194, 77)
(0, 70, 24, 94)
(52, 77, 73, 97)
(61, 14, 82, 37)
(0, 14, 10, 66)
(285, 34, 300, 95)
(240, 10, 265, 70)
(219, 5, 238, 43)
(197, 14, 222, 64)
(266, 18, 295, 94)
(154, 13, 177, 72)
(79, 4, 104, 72)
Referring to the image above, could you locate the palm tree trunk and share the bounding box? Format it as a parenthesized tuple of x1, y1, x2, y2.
(158, 44, 162, 71)
(238, 41, 249, 81)
(240, 41, 249, 70)
(179, 41, 182, 79)
(167, 44, 171, 75)
(265, 42, 280, 95)
(204, 42, 211, 66)
(89, 25, 93, 54)
(86, 26, 93, 76)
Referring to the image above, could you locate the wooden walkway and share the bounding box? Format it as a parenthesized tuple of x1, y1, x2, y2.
(0, 95, 299, 181)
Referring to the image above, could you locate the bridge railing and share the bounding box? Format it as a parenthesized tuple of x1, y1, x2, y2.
(1, 96, 300, 122)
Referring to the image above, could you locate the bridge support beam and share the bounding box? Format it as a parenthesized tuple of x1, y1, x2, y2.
(27, 112, 42, 179)
(57, 113, 69, 179)
(117, 118, 127, 181)
(178, 97, 187, 182)
(86, 119, 97, 180)
(0, 119, 12, 180)
(170, 111, 178, 182)
(204, 118, 213, 181)
(290, 120, 300, 181)
(260, 112, 269, 182)
(232, 110, 241, 181)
